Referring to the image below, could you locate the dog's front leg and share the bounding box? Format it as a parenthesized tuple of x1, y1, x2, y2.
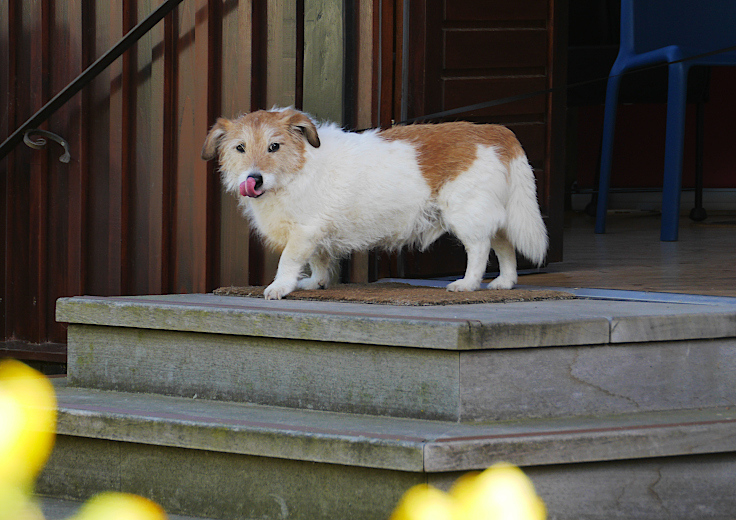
(264, 229, 318, 300)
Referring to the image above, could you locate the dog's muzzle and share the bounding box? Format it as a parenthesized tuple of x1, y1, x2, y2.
(240, 173, 264, 198)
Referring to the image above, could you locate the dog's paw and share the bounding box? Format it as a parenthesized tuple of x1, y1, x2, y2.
(297, 276, 328, 291)
(264, 280, 297, 300)
(488, 276, 516, 290)
(447, 278, 481, 292)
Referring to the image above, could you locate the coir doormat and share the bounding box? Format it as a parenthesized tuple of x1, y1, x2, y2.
(213, 282, 575, 306)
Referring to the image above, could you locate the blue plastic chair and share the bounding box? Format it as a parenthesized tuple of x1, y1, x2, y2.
(595, 0, 736, 241)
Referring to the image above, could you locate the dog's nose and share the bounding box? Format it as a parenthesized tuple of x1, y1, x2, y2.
(248, 172, 263, 190)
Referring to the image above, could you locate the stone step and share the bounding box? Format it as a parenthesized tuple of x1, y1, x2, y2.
(56, 293, 736, 422)
(39, 382, 736, 520)
(39, 496, 212, 520)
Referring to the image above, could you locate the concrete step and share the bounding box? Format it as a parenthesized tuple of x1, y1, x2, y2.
(56, 293, 736, 422)
(39, 382, 736, 520)
(39, 496, 212, 520)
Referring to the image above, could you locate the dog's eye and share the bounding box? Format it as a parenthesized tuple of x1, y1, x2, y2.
(236, 144, 245, 153)
(268, 142, 280, 153)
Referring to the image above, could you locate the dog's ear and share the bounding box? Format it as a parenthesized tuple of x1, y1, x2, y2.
(288, 111, 321, 148)
(202, 118, 233, 160)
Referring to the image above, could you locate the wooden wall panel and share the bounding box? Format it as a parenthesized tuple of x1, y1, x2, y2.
(375, 0, 395, 128)
(86, 0, 118, 297)
(0, 0, 11, 341)
(356, 0, 374, 129)
(14, 0, 50, 344)
(0, 0, 166, 350)
(303, 0, 344, 123)
(544, 0, 567, 263)
(107, 0, 135, 296)
(173, 0, 197, 293)
(172, 0, 218, 294)
(443, 77, 547, 118)
(267, 0, 296, 108)
(444, 30, 548, 71)
(44, 0, 75, 342)
(218, 0, 252, 288)
(131, 0, 166, 295)
(446, 0, 548, 21)
(51, 0, 87, 327)
(0, 0, 371, 352)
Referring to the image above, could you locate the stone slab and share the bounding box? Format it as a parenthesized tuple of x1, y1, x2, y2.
(430, 453, 736, 520)
(458, 338, 736, 421)
(40, 497, 209, 520)
(610, 311, 736, 343)
(56, 293, 736, 349)
(56, 294, 485, 351)
(67, 324, 460, 421)
(42, 384, 736, 520)
(40, 436, 736, 520)
(52, 382, 428, 472)
(39, 435, 421, 520)
(52, 383, 736, 473)
(65, 320, 736, 420)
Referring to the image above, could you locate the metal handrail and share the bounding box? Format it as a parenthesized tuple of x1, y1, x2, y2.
(0, 0, 185, 161)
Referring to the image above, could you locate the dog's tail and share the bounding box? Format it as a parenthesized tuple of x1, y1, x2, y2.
(505, 154, 548, 266)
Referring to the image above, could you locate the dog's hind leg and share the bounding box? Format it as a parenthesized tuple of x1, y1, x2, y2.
(488, 233, 517, 290)
(447, 237, 491, 292)
(297, 250, 332, 290)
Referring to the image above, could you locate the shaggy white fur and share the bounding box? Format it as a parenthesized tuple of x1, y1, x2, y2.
(202, 108, 548, 300)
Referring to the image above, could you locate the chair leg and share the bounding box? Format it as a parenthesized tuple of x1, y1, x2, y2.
(595, 73, 623, 234)
(585, 144, 603, 217)
(689, 100, 707, 221)
(660, 62, 689, 241)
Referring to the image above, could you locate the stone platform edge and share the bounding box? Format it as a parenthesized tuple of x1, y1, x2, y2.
(56, 293, 736, 349)
(54, 383, 736, 474)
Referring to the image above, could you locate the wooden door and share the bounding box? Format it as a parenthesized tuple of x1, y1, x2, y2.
(372, 0, 566, 280)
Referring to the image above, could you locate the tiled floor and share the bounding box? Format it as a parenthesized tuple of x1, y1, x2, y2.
(520, 210, 736, 297)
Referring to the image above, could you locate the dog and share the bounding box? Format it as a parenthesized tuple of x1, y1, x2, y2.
(202, 107, 548, 300)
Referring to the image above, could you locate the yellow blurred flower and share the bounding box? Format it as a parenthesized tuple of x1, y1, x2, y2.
(0, 486, 45, 520)
(71, 492, 168, 520)
(388, 463, 546, 520)
(451, 463, 546, 520)
(0, 359, 57, 493)
(0, 360, 170, 520)
(389, 484, 457, 520)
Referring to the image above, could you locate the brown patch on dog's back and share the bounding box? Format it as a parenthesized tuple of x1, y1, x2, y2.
(379, 122, 524, 194)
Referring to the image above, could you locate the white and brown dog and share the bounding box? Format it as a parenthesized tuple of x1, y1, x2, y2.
(202, 108, 548, 300)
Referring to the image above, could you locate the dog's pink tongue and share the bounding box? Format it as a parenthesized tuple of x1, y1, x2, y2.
(240, 177, 261, 198)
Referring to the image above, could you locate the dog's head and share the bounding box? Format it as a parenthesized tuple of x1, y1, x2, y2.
(201, 108, 320, 199)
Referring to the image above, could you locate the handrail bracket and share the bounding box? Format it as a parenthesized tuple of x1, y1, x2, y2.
(24, 129, 71, 163)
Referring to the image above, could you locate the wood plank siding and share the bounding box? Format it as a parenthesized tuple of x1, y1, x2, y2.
(0, 0, 281, 351)
(0, 0, 566, 353)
